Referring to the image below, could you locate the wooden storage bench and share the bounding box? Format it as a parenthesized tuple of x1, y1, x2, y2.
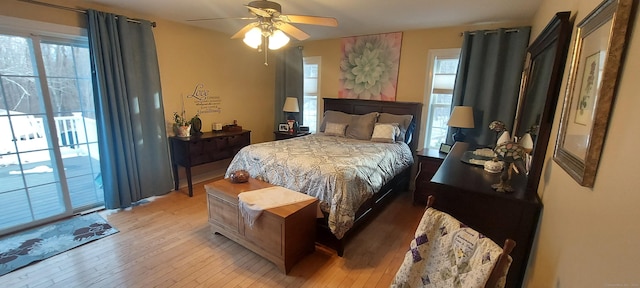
(204, 178, 317, 273)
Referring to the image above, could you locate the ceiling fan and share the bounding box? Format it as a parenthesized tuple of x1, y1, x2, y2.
(188, 0, 338, 45)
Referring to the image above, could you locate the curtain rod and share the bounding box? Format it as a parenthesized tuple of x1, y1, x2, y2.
(460, 28, 520, 36)
(18, 0, 157, 27)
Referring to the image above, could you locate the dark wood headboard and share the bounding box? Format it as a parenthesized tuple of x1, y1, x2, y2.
(323, 98, 423, 153)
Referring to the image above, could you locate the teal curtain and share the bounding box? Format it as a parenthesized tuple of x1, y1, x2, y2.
(274, 46, 303, 128)
(449, 27, 531, 146)
(87, 10, 173, 209)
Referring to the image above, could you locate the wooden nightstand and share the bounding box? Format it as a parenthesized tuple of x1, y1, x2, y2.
(414, 148, 447, 205)
(274, 131, 311, 140)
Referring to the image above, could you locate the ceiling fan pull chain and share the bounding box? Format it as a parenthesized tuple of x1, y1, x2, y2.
(264, 36, 269, 66)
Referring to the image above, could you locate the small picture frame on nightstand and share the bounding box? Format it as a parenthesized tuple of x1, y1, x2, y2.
(439, 143, 452, 154)
(278, 123, 289, 132)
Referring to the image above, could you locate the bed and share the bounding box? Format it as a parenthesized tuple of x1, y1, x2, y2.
(226, 98, 422, 255)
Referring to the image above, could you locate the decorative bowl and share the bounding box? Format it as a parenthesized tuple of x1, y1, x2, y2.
(230, 170, 250, 183)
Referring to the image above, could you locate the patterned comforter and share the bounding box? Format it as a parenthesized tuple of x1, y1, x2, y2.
(225, 134, 414, 239)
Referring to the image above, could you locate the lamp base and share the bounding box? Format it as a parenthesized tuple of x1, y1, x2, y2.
(286, 112, 298, 133)
(452, 128, 466, 142)
(287, 120, 295, 133)
(492, 163, 515, 193)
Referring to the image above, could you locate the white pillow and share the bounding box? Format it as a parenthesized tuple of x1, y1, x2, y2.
(324, 122, 348, 137)
(378, 113, 413, 143)
(370, 123, 400, 143)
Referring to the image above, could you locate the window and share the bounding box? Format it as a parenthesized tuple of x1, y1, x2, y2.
(422, 49, 461, 149)
(0, 19, 103, 234)
(303, 56, 320, 133)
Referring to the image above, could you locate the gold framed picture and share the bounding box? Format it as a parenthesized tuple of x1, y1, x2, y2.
(553, 0, 635, 187)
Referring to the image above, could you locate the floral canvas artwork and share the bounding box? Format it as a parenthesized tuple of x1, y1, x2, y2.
(339, 32, 402, 101)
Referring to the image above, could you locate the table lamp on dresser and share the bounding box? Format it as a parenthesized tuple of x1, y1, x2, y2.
(283, 97, 300, 133)
(447, 106, 474, 142)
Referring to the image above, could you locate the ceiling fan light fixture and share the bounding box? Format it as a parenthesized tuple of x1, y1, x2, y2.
(268, 29, 289, 50)
(243, 27, 262, 49)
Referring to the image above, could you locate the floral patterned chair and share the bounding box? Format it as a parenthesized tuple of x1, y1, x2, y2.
(391, 196, 515, 288)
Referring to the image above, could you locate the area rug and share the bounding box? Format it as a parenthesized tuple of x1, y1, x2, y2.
(0, 213, 118, 276)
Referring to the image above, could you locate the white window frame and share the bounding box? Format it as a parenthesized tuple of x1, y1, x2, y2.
(419, 48, 461, 150)
(303, 56, 321, 133)
(0, 16, 99, 235)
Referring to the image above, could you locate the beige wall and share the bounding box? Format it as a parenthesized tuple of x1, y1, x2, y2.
(526, 0, 640, 287)
(0, 0, 275, 182)
(302, 22, 529, 111)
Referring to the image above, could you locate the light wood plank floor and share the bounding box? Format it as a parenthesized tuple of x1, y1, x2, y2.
(0, 179, 426, 288)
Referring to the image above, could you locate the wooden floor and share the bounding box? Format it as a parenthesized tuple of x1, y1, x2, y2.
(0, 179, 426, 288)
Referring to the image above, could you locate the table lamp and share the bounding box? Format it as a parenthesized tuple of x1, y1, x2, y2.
(447, 106, 474, 142)
(283, 97, 300, 133)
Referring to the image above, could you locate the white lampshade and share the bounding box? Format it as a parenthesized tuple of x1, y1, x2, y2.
(520, 132, 534, 153)
(268, 30, 290, 50)
(447, 106, 474, 128)
(283, 97, 300, 112)
(497, 131, 511, 146)
(243, 27, 262, 49)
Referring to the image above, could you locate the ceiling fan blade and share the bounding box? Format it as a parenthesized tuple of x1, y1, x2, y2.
(277, 22, 310, 41)
(279, 15, 338, 27)
(186, 17, 256, 22)
(231, 23, 258, 39)
(245, 5, 271, 18)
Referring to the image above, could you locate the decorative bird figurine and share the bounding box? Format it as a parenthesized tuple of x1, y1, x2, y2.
(492, 141, 526, 193)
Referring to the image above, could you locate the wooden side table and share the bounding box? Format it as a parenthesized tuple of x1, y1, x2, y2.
(414, 148, 447, 205)
(169, 130, 250, 196)
(204, 178, 317, 273)
(274, 131, 311, 141)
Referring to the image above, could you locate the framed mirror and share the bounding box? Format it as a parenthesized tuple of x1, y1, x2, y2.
(513, 11, 573, 195)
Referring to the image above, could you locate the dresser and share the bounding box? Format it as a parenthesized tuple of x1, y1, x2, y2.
(204, 178, 317, 273)
(429, 142, 541, 288)
(414, 149, 447, 205)
(169, 130, 250, 196)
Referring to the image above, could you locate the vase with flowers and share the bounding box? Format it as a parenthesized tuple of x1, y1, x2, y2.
(173, 111, 192, 137)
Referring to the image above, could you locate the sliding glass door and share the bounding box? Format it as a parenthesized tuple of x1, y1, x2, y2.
(0, 32, 103, 235)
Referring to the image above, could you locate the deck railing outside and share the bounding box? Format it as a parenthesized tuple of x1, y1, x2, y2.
(0, 112, 99, 166)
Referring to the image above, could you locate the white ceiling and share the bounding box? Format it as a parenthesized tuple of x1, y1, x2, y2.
(86, 0, 542, 40)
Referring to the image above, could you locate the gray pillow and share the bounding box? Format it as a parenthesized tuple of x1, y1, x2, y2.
(320, 110, 352, 132)
(345, 112, 378, 140)
(378, 113, 413, 142)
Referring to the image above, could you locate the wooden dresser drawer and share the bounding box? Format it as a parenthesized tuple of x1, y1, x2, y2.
(228, 132, 250, 147)
(169, 130, 251, 197)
